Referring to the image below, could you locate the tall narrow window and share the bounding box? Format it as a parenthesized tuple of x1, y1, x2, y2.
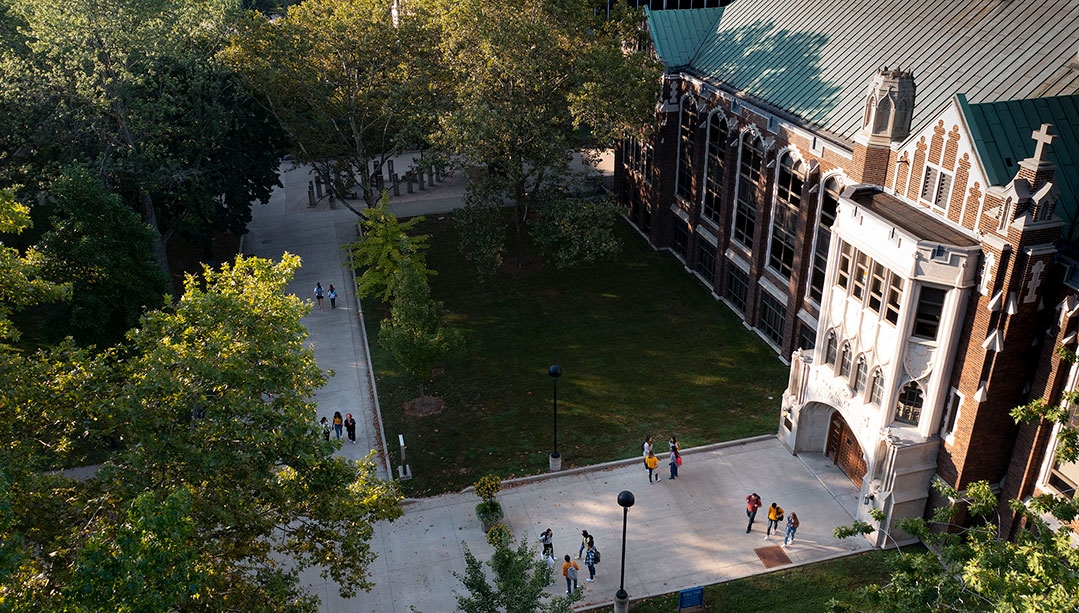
(853, 357, 868, 394)
(677, 99, 697, 202)
(868, 263, 887, 313)
(726, 266, 749, 314)
(885, 274, 903, 324)
(695, 240, 716, 284)
(895, 382, 924, 425)
(851, 253, 869, 300)
(733, 134, 763, 248)
(920, 166, 953, 212)
(912, 286, 947, 340)
(703, 114, 728, 224)
(837, 242, 853, 289)
(768, 154, 804, 279)
(840, 343, 853, 378)
(870, 369, 885, 405)
(825, 332, 838, 366)
(759, 292, 785, 346)
(809, 178, 840, 302)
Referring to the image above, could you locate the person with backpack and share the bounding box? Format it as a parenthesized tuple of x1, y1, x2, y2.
(668, 435, 681, 479)
(765, 502, 785, 538)
(584, 542, 599, 582)
(344, 413, 357, 444)
(561, 554, 580, 594)
(314, 282, 325, 310)
(328, 284, 338, 309)
(539, 528, 554, 558)
(577, 530, 594, 559)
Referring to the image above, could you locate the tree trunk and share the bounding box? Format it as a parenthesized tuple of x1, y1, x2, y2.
(138, 191, 170, 276)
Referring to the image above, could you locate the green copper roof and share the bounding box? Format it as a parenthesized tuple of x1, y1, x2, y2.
(647, 1, 1079, 142)
(960, 94, 1079, 241)
(645, 7, 724, 70)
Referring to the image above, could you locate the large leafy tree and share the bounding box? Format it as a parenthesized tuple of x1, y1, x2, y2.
(33, 166, 169, 348)
(225, 0, 440, 216)
(427, 0, 661, 266)
(347, 195, 433, 302)
(0, 0, 283, 274)
(0, 254, 403, 610)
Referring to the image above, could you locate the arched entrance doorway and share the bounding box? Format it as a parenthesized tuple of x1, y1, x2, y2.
(826, 412, 867, 488)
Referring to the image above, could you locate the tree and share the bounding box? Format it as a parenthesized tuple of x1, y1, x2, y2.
(347, 194, 433, 302)
(0, 185, 71, 342)
(0, 0, 283, 274)
(34, 166, 169, 348)
(0, 254, 404, 610)
(378, 258, 461, 398)
(225, 0, 440, 216)
(453, 189, 507, 283)
(531, 192, 622, 269)
(428, 0, 661, 266)
(453, 536, 581, 613)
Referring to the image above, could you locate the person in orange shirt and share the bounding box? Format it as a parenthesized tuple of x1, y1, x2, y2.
(561, 554, 579, 594)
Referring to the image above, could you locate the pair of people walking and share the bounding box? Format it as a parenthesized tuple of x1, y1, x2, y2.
(314, 282, 338, 310)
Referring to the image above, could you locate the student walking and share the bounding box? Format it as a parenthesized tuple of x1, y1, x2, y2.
(765, 502, 785, 538)
(328, 284, 338, 309)
(320, 416, 330, 441)
(745, 493, 762, 533)
(561, 555, 580, 594)
(577, 530, 594, 559)
(314, 282, 325, 310)
(584, 543, 598, 582)
(645, 450, 659, 483)
(332, 411, 344, 440)
(344, 413, 357, 444)
(539, 528, 554, 558)
(668, 436, 680, 479)
(783, 512, 800, 548)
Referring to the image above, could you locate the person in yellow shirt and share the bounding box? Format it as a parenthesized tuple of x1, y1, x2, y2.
(765, 502, 785, 538)
(561, 554, 580, 594)
(645, 450, 659, 483)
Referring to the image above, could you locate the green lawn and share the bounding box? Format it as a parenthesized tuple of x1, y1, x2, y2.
(368, 217, 790, 496)
(604, 548, 911, 612)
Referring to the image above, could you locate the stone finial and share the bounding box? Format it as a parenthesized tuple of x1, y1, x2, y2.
(858, 68, 917, 145)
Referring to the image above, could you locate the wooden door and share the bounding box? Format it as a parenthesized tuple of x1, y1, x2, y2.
(826, 412, 866, 488)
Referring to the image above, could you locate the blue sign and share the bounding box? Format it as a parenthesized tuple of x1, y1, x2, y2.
(678, 586, 705, 609)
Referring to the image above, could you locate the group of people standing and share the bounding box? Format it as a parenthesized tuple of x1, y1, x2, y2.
(548, 529, 600, 595)
(319, 411, 357, 443)
(641, 435, 682, 483)
(745, 493, 799, 547)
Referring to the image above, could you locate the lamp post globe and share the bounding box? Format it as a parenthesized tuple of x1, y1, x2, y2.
(614, 490, 635, 612)
(548, 364, 562, 471)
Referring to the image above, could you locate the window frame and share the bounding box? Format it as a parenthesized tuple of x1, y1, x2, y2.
(676, 98, 697, 203)
(702, 112, 728, 225)
(895, 382, 924, 425)
(768, 153, 804, 279)
(732, 133, 763, 249)
(808, 178, 840, 303)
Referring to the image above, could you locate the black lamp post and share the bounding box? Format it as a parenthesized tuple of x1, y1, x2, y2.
(549, 364, 562, 471)
(614, 490, 635, 613)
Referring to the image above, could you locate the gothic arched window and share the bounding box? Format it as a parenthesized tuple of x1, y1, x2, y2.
(825, 332, 838, 366)
(895, 382, 924, 425)
(733, 133, 763, 248)
(809, 178, 840, 303)
(839, 343, 853, 378)
(677, 99, 697, 202)
(853, 356, 868, 394)
(768, 153, 804, 279)
(870, 369, 885, 406)
(703, 113, 728, 224)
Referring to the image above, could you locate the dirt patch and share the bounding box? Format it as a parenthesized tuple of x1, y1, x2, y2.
(404, 395, 445, 417)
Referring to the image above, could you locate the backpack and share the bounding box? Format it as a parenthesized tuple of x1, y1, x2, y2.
(567, 565, 578, 581)
(592, 548, 601, 564)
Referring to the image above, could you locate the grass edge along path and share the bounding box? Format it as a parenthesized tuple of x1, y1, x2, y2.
(590, 547, 914, 612)
(367, 216, 791, 496)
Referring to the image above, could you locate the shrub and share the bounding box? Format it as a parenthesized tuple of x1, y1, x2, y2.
(476, 499, 504, 525)
(486, 523, 511, 547)
(474, 474, 502, 503)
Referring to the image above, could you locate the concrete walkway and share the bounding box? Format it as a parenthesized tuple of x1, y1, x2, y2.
(243, 158, 873, 612)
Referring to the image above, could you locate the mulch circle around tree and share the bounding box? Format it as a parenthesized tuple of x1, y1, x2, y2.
(404, 396, 445, 416)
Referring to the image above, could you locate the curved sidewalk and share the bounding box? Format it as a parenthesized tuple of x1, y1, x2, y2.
(244, 162, 873, 612)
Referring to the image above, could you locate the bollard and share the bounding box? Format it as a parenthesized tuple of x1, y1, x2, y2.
(392, 173, 400, 196)
(307, 183, 316, 207)
(407, 174, 414, 193)
(315, 178, 323, 199)
(418, 172, 425, 190)
(387, 159, 395, 178)
(397, 434, 413, 480)
(427, 167, 435, 185)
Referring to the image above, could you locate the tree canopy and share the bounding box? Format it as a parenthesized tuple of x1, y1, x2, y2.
(0, 250, 403, 610)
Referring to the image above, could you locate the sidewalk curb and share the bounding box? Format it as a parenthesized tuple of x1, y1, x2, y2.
(397, 434, 780, 503)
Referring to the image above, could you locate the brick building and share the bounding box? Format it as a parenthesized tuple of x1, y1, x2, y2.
(616, 0, 1079, 542)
